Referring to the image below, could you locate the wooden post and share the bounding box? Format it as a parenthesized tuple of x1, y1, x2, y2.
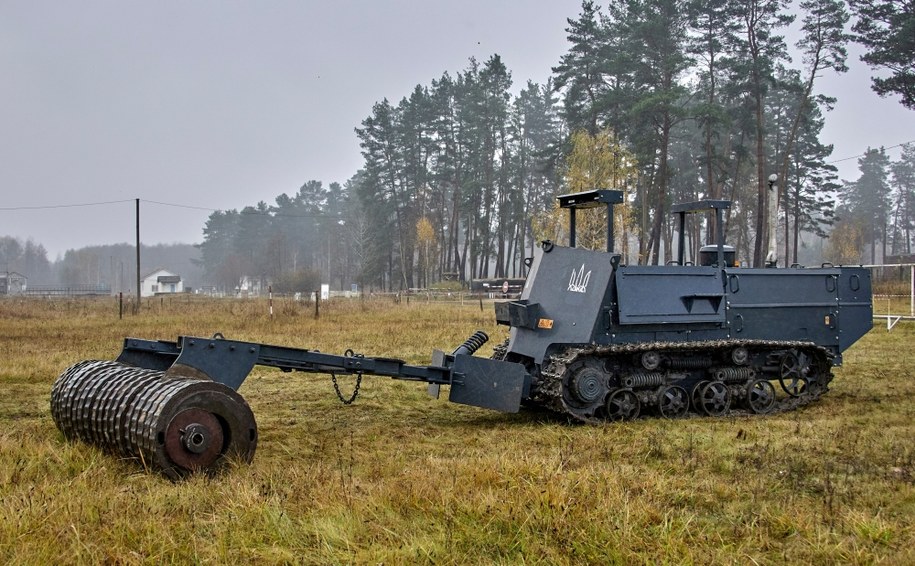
(135, 198, 141, 314)
(314, 289, 320, 319)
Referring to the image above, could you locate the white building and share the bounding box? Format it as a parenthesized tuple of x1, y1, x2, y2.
(141, 268, 184, 297)
(0, 272, 27, 295)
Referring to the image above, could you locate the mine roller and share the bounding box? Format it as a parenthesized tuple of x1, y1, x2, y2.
(52, 189, 873, 478)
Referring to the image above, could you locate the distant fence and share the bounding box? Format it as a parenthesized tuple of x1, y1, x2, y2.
(22, 284, 112, 297)
(866, 263, 914, 330)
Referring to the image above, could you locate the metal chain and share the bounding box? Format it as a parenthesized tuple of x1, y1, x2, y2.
(490, 338, 509, 361)
(331, 372, 362, 405)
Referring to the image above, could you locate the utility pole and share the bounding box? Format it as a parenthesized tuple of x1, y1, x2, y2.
(136, 198, 141, 312)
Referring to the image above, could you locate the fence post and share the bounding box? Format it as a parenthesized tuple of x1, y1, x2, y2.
(314, 289, 320, 319)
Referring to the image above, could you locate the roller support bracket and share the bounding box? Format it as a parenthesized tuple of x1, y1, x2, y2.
(117, 337, 260, 391)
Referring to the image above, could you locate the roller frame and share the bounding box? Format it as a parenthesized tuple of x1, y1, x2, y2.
(115, 334, 531, 414)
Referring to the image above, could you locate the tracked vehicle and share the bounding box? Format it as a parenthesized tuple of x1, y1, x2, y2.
(493, 190, 873, 422)
(51, 189, 873, 478)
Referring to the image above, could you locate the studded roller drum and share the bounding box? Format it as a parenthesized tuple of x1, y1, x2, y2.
(51, 360, 257, 480)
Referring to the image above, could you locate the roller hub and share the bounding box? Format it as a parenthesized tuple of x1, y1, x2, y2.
(164, 409, 224, 470)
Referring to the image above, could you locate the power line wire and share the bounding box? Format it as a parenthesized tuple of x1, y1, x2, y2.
(0, 198, 345, 219)
(0, 199, 134, 211)
(142, 199, 347, 219)
(142, 199, 214, 212)
(827, 139, 915, 165)
(6, 139, 914, 213)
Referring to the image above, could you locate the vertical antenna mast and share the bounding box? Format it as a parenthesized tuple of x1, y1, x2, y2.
(766, 174, 779, 267)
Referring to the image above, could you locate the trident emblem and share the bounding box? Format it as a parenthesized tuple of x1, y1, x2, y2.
(568, 264, 591, 293)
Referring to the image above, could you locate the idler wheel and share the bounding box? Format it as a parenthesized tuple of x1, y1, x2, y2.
(564, 358, 609, 408)
(570, 367, 605, 404)
(605, 389, 640, 421)
(657, 385, 688, 418)
(778, 351, 809, 397)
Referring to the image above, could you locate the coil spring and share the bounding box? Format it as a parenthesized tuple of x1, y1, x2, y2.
(622, 371, 667, 388)
(709, 366, 757, 383)
(452, 330, 489, 356)
(667, 357, 714, 369)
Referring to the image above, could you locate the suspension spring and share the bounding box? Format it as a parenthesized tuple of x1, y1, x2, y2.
(452, 330, 489, 356)
(709, 366, 757, 383)
(622, 371, 667, 388)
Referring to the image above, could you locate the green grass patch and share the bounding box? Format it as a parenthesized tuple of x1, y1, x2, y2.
(1, 296, 913, 564)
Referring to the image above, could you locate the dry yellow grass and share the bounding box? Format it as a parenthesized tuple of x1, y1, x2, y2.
(1, 295, 913, 564)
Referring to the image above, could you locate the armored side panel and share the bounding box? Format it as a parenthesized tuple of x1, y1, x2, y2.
(836, 266, 873, 356)
(724, 265, 873, 362)
(498, 245, 615, 364)
(614, 266, 726, 325)
(725, 266, 840, 346)
(609, 265, 730, 344)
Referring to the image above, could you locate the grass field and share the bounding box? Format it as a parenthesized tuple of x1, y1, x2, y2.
(1, 295, 913, 564)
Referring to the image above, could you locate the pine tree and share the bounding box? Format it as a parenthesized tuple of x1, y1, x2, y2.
(890, 143, 915, 254)
(782, 102, 838, 264)
(848, 0, 915, 109)
(553, 1, 611, 134)
(842, 148, 892, 263)
(729, 0, 794, 266)
(687, 0, 741, 213)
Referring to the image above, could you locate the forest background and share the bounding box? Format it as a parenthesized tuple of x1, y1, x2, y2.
(2, 0, 913, 293)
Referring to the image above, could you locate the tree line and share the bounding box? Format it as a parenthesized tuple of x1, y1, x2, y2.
(831, 143, 915, 264)
(0, 238, 205, 291)
(190, 0, 913, 291)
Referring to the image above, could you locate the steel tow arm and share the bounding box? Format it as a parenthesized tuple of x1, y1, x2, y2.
(116, 331, 530, 413)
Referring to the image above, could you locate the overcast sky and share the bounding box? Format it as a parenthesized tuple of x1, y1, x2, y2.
(2, 1, 913, 260)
